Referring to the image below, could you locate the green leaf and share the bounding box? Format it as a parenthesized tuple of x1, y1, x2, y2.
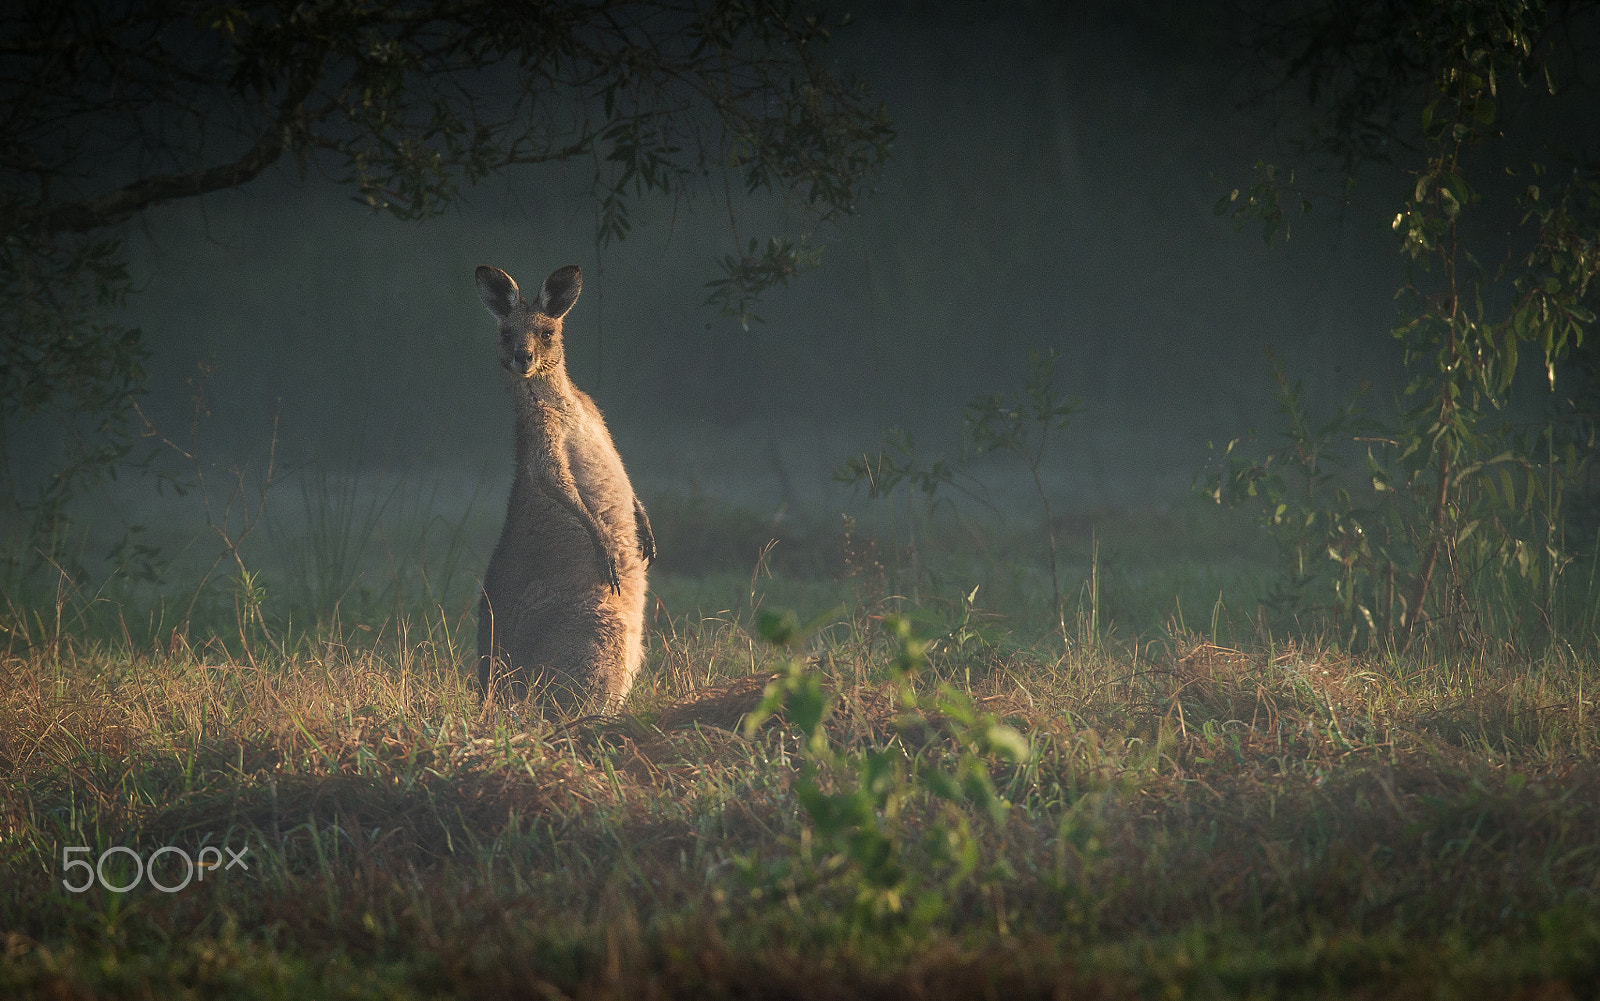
(962, 771, 1009, 826)
(787, 677, 827, 737)
(861, 751, 900, 799)
(921, 769, 961, 801)
(755, 608, 800, 647)
(982, 723, 1031, 763)
(796, 781, 838, 831)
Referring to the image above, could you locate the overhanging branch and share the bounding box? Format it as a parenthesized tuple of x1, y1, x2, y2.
(19, 58, 324, 237)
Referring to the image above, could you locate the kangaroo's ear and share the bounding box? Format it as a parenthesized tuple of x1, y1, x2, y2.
(475, 266, 521, 321)
(537, 265, 582, 320)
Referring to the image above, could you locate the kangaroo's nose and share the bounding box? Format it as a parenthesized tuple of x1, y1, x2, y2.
(513, 350, 532, 369)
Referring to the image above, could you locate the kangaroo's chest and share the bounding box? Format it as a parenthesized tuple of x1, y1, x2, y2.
(566, 420, 621, 484)
(525, 396, 631, 528)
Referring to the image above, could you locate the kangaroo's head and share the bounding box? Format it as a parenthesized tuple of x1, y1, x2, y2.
(475, 264, 582, 381)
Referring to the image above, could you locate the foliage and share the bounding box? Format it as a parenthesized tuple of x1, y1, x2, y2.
(1209, 0, 1600, 649)
(835, 427, 962, 509)
(0, 0, 893, 578)
(1201, 363, 1385, 635)
(2, 0, 891, 234)
(738, 607, 1027, 934)
(704, 235, 825, 329)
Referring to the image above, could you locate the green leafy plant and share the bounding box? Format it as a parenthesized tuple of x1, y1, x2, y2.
(1212, 1, 1600, 649)
(740, 607, 1028, 934)
(1201, 361, 1385, 639)
(704, 236, 826, 330)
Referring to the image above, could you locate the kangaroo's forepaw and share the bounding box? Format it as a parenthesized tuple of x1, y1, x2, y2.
(600, 552, 622, 594)
(640, 537, 657, 567)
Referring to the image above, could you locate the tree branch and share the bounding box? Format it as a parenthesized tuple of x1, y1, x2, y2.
(20, 55, 324, 236)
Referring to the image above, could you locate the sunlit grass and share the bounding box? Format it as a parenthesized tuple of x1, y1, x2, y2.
(3, 580, 1599, 997)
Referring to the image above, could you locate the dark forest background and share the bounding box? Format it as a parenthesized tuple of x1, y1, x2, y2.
(99, 1, 1402, 521)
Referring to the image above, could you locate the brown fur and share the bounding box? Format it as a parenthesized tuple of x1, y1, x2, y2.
(475, 264, 656, 713)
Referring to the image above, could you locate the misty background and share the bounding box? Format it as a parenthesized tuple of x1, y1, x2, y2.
(92, 2, 1410, 586)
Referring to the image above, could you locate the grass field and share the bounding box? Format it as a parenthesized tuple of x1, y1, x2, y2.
(3, 495, 1599, 999)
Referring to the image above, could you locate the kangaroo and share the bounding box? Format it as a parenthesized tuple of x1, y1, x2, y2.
(475, 263, 656, 712)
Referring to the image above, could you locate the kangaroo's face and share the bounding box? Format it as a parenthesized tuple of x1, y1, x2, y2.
(475, 265, 583, 380)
